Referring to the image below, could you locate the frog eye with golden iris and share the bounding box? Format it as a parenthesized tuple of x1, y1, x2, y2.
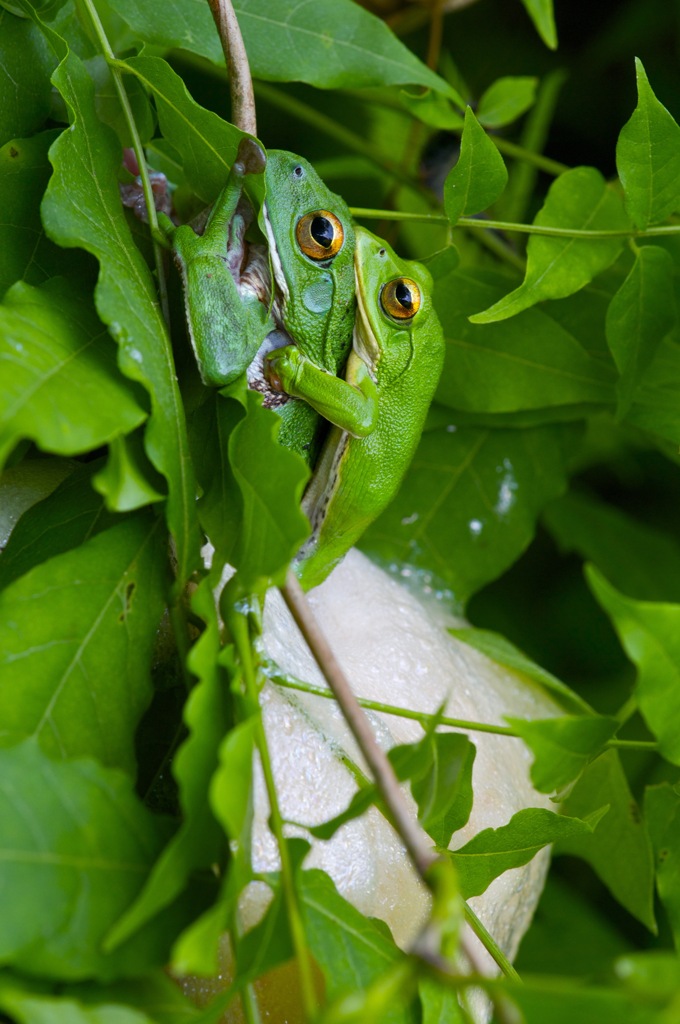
(295, 211, 345, 261)
(380, 277, 421, 320)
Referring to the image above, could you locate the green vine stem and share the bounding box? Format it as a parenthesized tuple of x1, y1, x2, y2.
(270, 673, 658, 752)
(351, 206, 680, 241)
(229, 608, 319, 1021)
(79, 0, 170, 323)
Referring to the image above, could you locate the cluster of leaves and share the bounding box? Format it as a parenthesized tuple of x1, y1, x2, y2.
(1, 0, 680, 1021)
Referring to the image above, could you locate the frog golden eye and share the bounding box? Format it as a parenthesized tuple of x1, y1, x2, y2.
(380, 277, 421, 320)
(296, 210, 344, 261)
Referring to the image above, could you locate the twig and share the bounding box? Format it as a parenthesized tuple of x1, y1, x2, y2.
(206, 0, 257, 136)
(280, 570, 494, 985)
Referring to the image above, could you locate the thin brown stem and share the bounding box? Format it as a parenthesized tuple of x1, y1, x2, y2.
(281, 571, 437, 879)
(206, 0, 257, 135)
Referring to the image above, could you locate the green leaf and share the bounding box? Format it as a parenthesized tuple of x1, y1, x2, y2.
(0, 461, 116, 590)
(470, 168, 630, 324)
(361, 423, 573, 606)
(106, 574, 234, 952)
(519, 0, 557, 49)
(93, 433, 166, 513)
(506, 715, 619, 792)
(0, 985, 157, 1024)
(449, 627, 591, 713)
(118, 56, 243, 206)
(476, 76, 538, 128)
(0, 280, 147, 472)
(605, 245, 676, 415)
(543, 490, 680, 603)
(398, 88, 464, 131)
(616, 58, 680, 229)
(555, 750, 656, 931)
(626, 335, 680, 445)
(419, 977, 466, 1024)
(0, 11, 55, 145)
(112, 0, 456, 98)
(309, 732, 474, 849)
(587, 566, 680, 765)
(0, 515, 167, 772)
(503, 977, 664, 1024)
(38, 27, 200, 584)
(614, 951, 680, 1003)
(451, 806, 602, 899)
(410, 732, 475, 848)
(433, 268, 615, 414)
(0, 738, 173, 979)
(300, 869, 413, 1022)
(225, 388, 310, 590)
(0, 131, 79, 296)
(443, 107, 507, 224)
(644, 784, 680, 949)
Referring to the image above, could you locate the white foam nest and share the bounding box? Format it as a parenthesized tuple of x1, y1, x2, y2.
(184, 548, 562, 1022)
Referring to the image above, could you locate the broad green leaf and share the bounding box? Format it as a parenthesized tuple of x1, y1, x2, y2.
(505, 715, 619, 792)
(451, 806, 602, 898)
(476, 76, 538, 128)
(0, 515, 167, 772)
(85, 55, 154, 149)
(520, 0, 557, 49)
(449, 627, 591, 713)
(470, 168, 630, 324)
(300, 869, 414, 1022)
(605, 245, 676, 415)
(93, 433, 165, 512)
(0, 985, 157, 1024)
(38, 27, 200, 584)
(410, 732, 475, 848)
(626, 335, 680, 445)
(361, 423, 573, 606)
(0, 280, 147, 472)
(118, 56, 242, 205)
(0, 131, 80, 295)
(0, 461, 115, 590)
(644, 783, 680, 948)
(516, 874, 632, 976)
(503, 977, 663, 1024)
(63, 973, 202, 1024)
(106, 575, 233, 951)
(434, 268, 615, 414)
(443, 107, 507, 224)
(0, 738, 172, 979)
(0, 11, 54, 145)
(543, 490, 680, 603)
(555, 750, 656, 931)
(112, 0, 456, 98)
(398, 88, 464, 131)
(211, 715, 257, 843)
(419, 977, 465, 1024)
(615, 951, 680, 1002)
(225, 388, 310, 590)
(587, 566, 680, 765)
(616, 58, 680, 229)
(310, 732, 475, 849)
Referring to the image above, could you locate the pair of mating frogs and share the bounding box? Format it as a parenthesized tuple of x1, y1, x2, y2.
(162, 138, 445, 589)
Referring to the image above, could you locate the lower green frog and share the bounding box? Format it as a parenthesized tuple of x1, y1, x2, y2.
(275, 226, 445, 589)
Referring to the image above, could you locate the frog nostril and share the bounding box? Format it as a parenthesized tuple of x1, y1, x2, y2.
(293, 165, 304, 178)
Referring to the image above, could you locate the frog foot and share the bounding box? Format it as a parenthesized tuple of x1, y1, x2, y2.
(264, 344, 302, 395)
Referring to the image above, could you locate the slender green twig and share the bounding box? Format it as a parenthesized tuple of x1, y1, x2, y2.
(271, 673, 659, 752)
(463, 904, 521, 983)
(79, 0, 170, 323)
(230, 610, 318, 1021)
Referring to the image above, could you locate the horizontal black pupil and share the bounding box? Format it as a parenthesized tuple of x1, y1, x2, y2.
(395, 282, 412, 308)
(311, 216, 334, 248)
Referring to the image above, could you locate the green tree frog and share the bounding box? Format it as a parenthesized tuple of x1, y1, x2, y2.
(165, 139, 356, 462)
(287, 227, 445, 589)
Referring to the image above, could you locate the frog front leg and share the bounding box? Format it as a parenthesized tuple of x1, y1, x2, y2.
(165, 138, 274, 387)
(265, 346, 378, 438)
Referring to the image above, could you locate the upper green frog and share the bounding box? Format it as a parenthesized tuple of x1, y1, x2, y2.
(165, 139, 356, 463)
(290, 226, 445, 590)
